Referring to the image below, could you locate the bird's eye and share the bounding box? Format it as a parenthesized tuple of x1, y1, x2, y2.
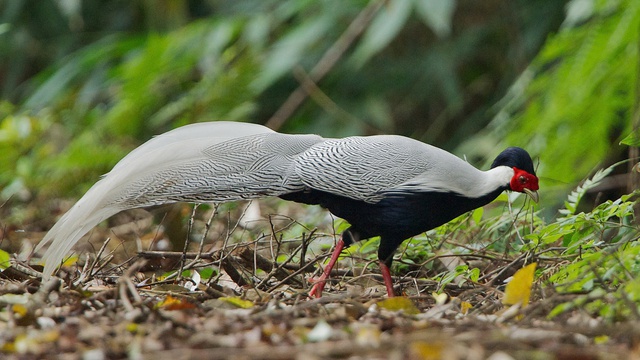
(519, 175, 527, 184)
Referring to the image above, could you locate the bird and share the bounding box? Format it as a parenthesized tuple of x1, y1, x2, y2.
(35, 121, 539, 297)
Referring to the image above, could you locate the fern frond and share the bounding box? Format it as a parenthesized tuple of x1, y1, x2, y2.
(560, 161, 624, 216)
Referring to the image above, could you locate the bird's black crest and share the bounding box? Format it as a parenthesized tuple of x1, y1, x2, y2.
(491, 147, 536, 175)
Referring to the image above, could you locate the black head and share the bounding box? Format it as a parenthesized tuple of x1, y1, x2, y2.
(491, 147, 536, 176)
(491, 147, 539, 200)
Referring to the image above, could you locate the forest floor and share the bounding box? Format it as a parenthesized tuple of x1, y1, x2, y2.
(1, 202, 639, 359)
(2, 265, 638, 360)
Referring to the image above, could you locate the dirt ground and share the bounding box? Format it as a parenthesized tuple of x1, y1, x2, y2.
(1, 251, 639, 360)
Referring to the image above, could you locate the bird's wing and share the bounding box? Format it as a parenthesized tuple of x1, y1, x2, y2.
(107, 131, 323, 206)
(293, 135, 471, 203)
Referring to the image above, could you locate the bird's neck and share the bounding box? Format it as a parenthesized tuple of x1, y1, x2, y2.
(474, 166, 514, 197)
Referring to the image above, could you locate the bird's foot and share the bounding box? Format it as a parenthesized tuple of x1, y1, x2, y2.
(307, 238, 346, 299)
(308, 280, 326, 298)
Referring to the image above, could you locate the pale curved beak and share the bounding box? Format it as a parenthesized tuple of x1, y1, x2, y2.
(523, 188, 539, 203)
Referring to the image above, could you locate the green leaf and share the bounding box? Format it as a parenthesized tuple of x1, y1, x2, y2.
(414, 0, 457, 38)
(471, 207, 484, 224)
(547, 302, 574, 319)
(253, 15, 331, 91)
(0, 249, 10, 271)
(620, 131, 640, 146)
(350, 0, 412, 67)
(356, 237, 380, 256)
(468, 267, 480, 282)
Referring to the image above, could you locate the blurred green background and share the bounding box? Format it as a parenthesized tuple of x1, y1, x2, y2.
(0, 0, 638, 221)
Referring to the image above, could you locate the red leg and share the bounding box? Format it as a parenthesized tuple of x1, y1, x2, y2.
(309, 238, 345, 298)
(379, 261, 395, 297)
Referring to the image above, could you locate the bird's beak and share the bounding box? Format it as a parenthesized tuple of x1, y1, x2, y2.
(523, 188, 539, 203)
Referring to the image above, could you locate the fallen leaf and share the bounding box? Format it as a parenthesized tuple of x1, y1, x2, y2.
(354, 324, 381, 348)
(502, 263, 537, 307)
(198, 267, 216, 279)
(219, 297, 254, 309)
(307, 320, 333, 342)
(157, 295, 196, 310)
(409, 341, 443, 360)
(126, 323, 139, 333)
(594, 335, 609, 344)
(432, 292, 448, 305)
(460, 301, 472, 315)
(62, 255, 78, 267)
(0, 249, 10, 271)
(188, 270, 201, 291)
(377, 297, 420, 315)
(0, 293, 29, 304)
(12, 304, 28, 317)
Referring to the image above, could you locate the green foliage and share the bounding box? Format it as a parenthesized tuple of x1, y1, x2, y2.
(350, 0, 413, 67)
(560, 161, 618, 216)
(545, 192, 637, 294)
(0, 105, 49, 199)
(1, 17, 266, 197)
(459, 0, 640, 197)
(434, 264, 480, 290)
(1, 0, 572, 200)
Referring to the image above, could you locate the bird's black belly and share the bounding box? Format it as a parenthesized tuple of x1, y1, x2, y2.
(280, 188, 504, 244)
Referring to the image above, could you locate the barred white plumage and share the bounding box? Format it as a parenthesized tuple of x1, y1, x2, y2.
(36, 121, 539, 297)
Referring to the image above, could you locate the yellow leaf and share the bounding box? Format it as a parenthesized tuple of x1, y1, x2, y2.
(126, 323, 139, 333)
(156, 295, 196, 310)
(502, 263, 537, 307)
(1, 341, 15, 353)
(12, 304, 28, 317)
(460, 301, 472, 315)
(219, 297, 254, 309)
(62, 255, 78, 267)
(41, 330, 60, 343)
(409, 341, 443, 360)
(594, 335, 609, 345)
(377, 297, 420, 315)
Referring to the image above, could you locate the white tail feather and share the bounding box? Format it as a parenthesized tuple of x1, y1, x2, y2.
(37, 121, 275, 281)
(36, 181, 121, 280)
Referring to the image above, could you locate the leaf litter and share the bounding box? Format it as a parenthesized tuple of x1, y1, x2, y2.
(0, 199, 639, 359)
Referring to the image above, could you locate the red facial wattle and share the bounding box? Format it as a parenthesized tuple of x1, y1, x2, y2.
(510, 167, 540, 201)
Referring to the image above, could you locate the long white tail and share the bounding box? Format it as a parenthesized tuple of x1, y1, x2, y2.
(36, 121, 321, 281)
